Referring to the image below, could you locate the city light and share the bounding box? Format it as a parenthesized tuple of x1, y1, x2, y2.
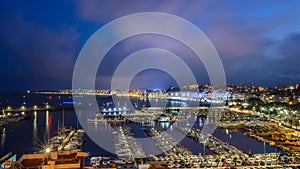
(2, 1, 300, 168)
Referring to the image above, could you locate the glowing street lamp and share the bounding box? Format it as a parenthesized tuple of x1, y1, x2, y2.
(45, 148, 51, 153)
(43, 146, 51, 164)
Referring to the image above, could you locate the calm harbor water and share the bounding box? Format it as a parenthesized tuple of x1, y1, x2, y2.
(0, 93, 281, 161)
(0, 110, 116, 161)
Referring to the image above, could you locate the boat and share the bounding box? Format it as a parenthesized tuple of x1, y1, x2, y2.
(45, 127, 85, 153)
(0, 120, 7, 126)
(157, 114, 170, 122)
(106, 118, 126, 124)
(6, 116, 25, 123)
(2, 128, 6, 134)
(70, 137, 84, 146)
(167, 96, 183, 101)
(64, 143, 78, 150)
(87, 118, 106, 122)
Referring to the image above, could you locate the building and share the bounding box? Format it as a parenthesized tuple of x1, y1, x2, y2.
(3, 149, 88, 169)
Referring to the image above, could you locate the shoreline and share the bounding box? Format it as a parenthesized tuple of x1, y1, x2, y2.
(218, 122, 300, 152)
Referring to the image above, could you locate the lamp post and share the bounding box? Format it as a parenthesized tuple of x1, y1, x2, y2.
(264, 141, 266, 167)
(44, 147, 51, 165)
(203, 140, 206, 156)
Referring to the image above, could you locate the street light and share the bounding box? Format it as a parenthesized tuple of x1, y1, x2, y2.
(44, 147, 51, 165)
(45, 147, 51, 154)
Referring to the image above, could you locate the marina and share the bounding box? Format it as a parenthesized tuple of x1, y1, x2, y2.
(112, 126, 146, 159)
(47, 127, 85, 152)
(1, 96, 300, 168)
(2, 1, 300, 168)
(177, 127, 248, 158)
(145, 128, 193, 157)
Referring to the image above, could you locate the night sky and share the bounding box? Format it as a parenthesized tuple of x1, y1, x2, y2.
(0, 1, 300, 91)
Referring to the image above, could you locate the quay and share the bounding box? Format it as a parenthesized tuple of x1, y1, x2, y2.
(218, 120, 300, 152)
(177, 127, 248, 158)
(1, 105, 75, 113)
(146, 106, 226, 111)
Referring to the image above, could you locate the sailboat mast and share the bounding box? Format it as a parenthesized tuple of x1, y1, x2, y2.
(62, 108, 65, 127)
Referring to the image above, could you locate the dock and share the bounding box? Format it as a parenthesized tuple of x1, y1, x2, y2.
(58, 130, 75, 151)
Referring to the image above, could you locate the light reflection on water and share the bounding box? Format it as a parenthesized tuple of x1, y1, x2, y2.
(45, 111, 49, 137)
(33, 111, 37, 142)
(0, 98, 283, 159)
(1, 128, 6, 148)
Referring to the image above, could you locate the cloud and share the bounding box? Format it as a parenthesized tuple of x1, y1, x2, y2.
(73, 1, 273, 59)
(74, 0, 211, 23)
(224, 33, 300, 86)
(73, 0, 300, 87)
(0, 11, 80, 90)
(92, 34, 209, 88)
(1, 1, 298, 91)
(270, 33, 300, 79)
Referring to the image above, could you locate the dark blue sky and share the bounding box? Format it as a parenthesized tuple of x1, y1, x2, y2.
(0, 0, 300, 91)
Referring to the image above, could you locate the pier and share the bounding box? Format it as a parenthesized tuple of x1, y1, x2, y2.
(0, 105, 75, 113)
(145, 128, 193, 157)
(177, 127, 248, 158)
(146, 106, 227, 111)
(45, 128, 85, 153)
(58, 130, 75, 151)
